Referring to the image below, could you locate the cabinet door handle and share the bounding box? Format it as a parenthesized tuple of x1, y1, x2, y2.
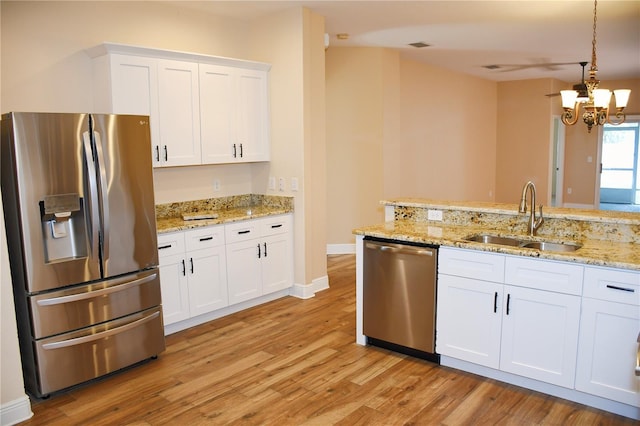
(493, 292, 498, 313)
(189, 258, 194, 274)
(158, 244, 172, 250)
(506, 294, 511, 315)
(233, 143, 237, 158)
(155, 145, 160, 162)
(199, 236, 213, 242)
(263, 242, 267, 257)
(239, 143, 243, 158)
(257, 244, 261, 259)
(606, 284, 635, 293)
(181, 259, 186, 276)
(238, 230, 251, 235)
(636, 332, 640, 376)
(164, 145, 168, 161)
(271, 224, 283, 229)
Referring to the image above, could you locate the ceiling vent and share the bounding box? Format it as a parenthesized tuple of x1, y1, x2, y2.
(408, 42, 430, 48)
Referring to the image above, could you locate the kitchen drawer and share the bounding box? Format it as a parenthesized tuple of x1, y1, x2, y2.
(583, 266, 640, 305)
(505, 256, 583, 295)
(225, 219, 261, 244)
(184, 225, 225, 251)
(439, 247, 505, 282)
(260, 215, 290, 237)
(157, 232, 185, 258)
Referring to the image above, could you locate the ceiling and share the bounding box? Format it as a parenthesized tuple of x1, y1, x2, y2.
(172, 0, 640, 83)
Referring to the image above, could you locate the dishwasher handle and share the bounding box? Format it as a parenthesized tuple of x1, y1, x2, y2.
(366, 242, 434, 257)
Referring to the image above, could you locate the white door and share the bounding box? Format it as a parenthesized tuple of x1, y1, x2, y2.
(436, 274, 503, 369)
(187, 246, 229, 316)
(500, 286, 581, 388)
(199, 64, 236, 164)
(261, 234, 292, 294)
(158, 254, 190, 325)
(575, 298, 640, 406)
(157, 59, 201, 166)
(236, 69, 270, 162)
(226, 239, 262, 305)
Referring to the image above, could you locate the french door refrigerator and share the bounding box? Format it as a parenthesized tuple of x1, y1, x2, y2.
(1, 112, 165, 398)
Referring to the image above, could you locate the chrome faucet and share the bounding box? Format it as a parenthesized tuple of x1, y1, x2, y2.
(519, 181, 544, 236)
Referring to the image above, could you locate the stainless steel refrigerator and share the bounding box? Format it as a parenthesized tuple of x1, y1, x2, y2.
(1, 112, 165, 398)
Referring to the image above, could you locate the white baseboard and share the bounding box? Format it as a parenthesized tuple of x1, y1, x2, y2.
(290, 275, 329, 299)
(327, 243, 355, 255)
(0, 395, 32, 426)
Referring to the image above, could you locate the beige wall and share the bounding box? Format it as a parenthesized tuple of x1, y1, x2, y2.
(1, 0, 325, 414)
(326, 48, 497, 244)
(563, 78, 640, 206)
(495, 78, 562, 204)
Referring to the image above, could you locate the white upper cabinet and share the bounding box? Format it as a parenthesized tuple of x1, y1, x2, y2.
(157, 59, 201, 167)
(200, 65, 270, 164)
(88, 43, 271, 167)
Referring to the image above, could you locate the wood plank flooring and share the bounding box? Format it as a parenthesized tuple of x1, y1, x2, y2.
(20, 255, 635, 425)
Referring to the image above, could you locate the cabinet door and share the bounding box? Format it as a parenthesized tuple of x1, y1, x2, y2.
(104, 54, 161, 165)
(199, 64, 236, 164)
(157, 59, 201, 166)
(236, 69, 270, 162)
(158, 253, 190, 325)
(500, 286, 581, 388)
(186, 246, 228, 316)
(576, 298, 640, 406)
(261, 234, 292, 294)
(436, 274, 503, 369)
(226, 239, 262, 305)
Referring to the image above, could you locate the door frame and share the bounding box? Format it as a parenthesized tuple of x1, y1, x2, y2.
(594, 114, 640, 208)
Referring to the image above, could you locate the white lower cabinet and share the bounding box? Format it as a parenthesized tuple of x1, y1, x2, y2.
(157, 226, 228, 326)
(226, 215, 293, 305)
(157, 214, 293, 329)
(575, 266, 640, 407)
(437, 247, 583, 389)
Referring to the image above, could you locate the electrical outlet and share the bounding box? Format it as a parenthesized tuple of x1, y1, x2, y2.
(278, 177, 285, 192)
(427, 209, 443, 221)
(213, 179, 221, 191)
(567, 187, 572, 194)
(291, 177, 299, 191)
(268, 176, 276, 190)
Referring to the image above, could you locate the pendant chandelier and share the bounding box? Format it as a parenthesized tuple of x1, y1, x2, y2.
(560, 0, 631, 133)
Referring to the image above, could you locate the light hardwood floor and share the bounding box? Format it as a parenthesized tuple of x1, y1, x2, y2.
(20, 255, 635, 425)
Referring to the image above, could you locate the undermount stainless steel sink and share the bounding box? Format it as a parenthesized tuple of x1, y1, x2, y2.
(520, 241, 582, 252)
(464, 234, 582, 253)
(464, 234, 523, 247)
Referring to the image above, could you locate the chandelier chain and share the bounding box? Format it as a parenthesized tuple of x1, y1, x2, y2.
(591, 0, 598, 72)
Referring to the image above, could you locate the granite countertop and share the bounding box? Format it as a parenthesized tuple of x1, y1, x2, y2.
(354, 199, 640, 271)
(156, 194, 293, 234)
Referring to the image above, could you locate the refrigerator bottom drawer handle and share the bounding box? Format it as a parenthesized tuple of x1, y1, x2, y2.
(37, 273, 157, 306)
(41, 311, 160, 350)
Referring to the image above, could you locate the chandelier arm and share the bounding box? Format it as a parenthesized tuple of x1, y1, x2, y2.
(607, 110, 626, 126)
(561, 104, 581, 126)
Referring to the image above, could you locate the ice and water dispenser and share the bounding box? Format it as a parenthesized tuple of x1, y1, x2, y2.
(40, 193, 88, 263)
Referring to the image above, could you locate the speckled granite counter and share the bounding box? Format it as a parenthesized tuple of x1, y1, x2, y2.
(354, 199, 640, 271)
(156, 194, 293, 234)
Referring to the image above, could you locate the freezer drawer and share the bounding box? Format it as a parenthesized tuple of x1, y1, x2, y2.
(29, 269, 161, 339)
(34, 306, 165, 396)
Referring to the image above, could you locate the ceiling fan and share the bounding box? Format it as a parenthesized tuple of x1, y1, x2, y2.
(545, 61, 589, 98)
(482, 58, 584, 73)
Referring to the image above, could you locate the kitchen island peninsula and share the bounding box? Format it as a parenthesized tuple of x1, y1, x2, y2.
(354, 198, 640, 420)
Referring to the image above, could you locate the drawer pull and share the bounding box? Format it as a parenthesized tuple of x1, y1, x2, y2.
(606, 284, 635, 293)
(493, 291, 498, 313)
(158, 244, 172, 250)
(271, 224, 283, 229)
(238, 230, 251, 235)
(506, 294, 511, 315)
(199, 236, 213, 242)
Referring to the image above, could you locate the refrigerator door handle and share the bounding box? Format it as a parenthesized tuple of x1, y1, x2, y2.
(41, 311, 160, 350)
(93, 131, 110, 264)
(82, 131, 100, 260)
(36, 273, 157, 306)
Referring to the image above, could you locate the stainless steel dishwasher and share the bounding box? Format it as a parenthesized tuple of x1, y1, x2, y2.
(363, 237, 439, 363)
